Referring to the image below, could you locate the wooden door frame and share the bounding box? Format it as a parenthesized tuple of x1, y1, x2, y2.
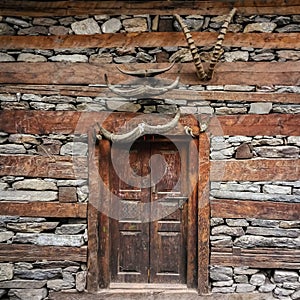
(86, 115, 210, 294)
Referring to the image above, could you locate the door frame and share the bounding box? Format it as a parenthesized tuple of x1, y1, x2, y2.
(86, 114, 211, 294)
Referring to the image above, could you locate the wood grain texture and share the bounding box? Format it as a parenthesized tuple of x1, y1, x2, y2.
(0, 110, 198, 135)
(198, 133, 210, 295)
(0, 155, 87, 179)
(209, 114, 300, 136)
(211, 159, 300, 182)
(0, 202, 87, 218)
(0, 244, 87, 262)
(211, 247, 300, 269)
(211, 200, 300, 221)
(1, 62, 300, 85)
(1, 33, 299, 50)
(0, 0, 299, 16)
(1, 85, 300, 104)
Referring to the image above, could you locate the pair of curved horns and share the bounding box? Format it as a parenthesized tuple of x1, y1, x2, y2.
(116, 61, 175, 77)
(105, 74, 179, 98)
(97, 110, 180, 143)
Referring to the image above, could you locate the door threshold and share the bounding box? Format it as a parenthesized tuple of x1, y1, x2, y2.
(109, 282, 192, 291)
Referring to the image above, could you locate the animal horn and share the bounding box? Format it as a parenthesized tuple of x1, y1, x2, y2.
(174, 14, 207, 81)
(116, 61, 175, 78)
(206, 8, 237, 80)
(97, 110, 180, 143)
(105, 74, 179, 99)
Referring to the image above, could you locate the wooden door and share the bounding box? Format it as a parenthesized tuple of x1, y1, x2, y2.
(110, 137, 188, 284)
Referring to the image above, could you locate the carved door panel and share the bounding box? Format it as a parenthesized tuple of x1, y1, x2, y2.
(110, 137, 187, 284)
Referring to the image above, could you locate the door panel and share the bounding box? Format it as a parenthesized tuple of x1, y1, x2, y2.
(110, 137, 187, 284)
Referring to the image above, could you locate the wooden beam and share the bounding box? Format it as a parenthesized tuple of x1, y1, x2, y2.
(1, 85, 300, 105)
(1, 62, 300, 86)
(0, 244, 87, 262)
(211, 200, 300, 221)
(209, 114, 300, 136)
(0, 155, 87, 179)
(0, 110, 198, 135)
(198, 133, 210, 295)
(1, 33, 299, 50)
(211, 248, 300, 269)
(0, 0, 299, 16)
(211, 159, 300, 182)
(0, 202, 87, 218)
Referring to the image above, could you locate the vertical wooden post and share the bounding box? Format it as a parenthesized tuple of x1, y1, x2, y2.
(87, 130, 111, 291)
(198, 132, 211, 294)
(187, 139, 198, 288)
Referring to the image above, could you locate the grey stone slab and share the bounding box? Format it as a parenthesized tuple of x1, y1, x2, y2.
(0, 190, 58, 202)
(0, 279, 47, 289)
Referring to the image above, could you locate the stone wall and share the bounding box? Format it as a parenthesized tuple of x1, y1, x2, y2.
(0, 11, 299, 299)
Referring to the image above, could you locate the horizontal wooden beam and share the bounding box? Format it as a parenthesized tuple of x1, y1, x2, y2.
(0, 244, 87, 262)
(1, 33, 299, 50)
(0, 202, 87, 218)
(1, 111, 299, 137)
(211, 159, 300, 182)
(211, 199, 300, 221)
(1, 62, 300, 86)
(0, 155, 87, 179)
(1, 85, 300, 104)
(211, 247, 300, 269)
(209, 114, 300, 136)
(0, 0, 299, 16)
(0, 110, 198, 135)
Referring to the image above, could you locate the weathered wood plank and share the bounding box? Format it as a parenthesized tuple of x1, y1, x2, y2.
(209, 114, 300, 136)
(1, 85, 300, 104)
(0, 0, 299, 16)
(0, 244, 87, 262)
(1, 33, 299, 50)
(211, 159, 300, 182)
(1, 62, 299, 85)
(198, 133, 210, 295)
(0, 155, 88, 179)
(211, 200, 300, 221)
(211, 248, 300, 269)
(0, 202, 87, 218)
(0, 110, 198, 135)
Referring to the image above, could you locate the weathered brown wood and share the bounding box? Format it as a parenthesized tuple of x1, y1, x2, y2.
(0, 110, 198, 135)
(0, 244, 87, 262)
(1, 85, 300, 104)
(211, 200, 300, 221)
(87, 129, 100, 292)
(209, 114, 300, 136)
(187, 139, 198, 288)
(211, 248, 300, 269)
(0, 0, 299, 16)
(0, 202, 87, 218)
(1, 62, 300, 85)
(198, 133, 210, 295)
(1, 33, 299, 50)
(0, 155, 87, 179)
(211, 159, 300, 182)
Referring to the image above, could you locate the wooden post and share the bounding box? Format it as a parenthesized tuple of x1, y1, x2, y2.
(198, 132, 211, 295)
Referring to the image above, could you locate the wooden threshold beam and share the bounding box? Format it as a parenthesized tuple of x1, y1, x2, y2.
(0, 155, 87, 179)
(0, 0, 299, 16)
(1, 33, 299, 50)
(1, 85, 300, 105)
(0, 244, 87, 262)
(0, 202, 87, 218)
(211, 199, 300, 221)
(1, 62, 300, 86)
(211, 159, 300, 182)
(211, 247, 300, 269)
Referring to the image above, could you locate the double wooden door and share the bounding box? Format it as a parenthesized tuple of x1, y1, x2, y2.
(110, 137, 189, 284)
